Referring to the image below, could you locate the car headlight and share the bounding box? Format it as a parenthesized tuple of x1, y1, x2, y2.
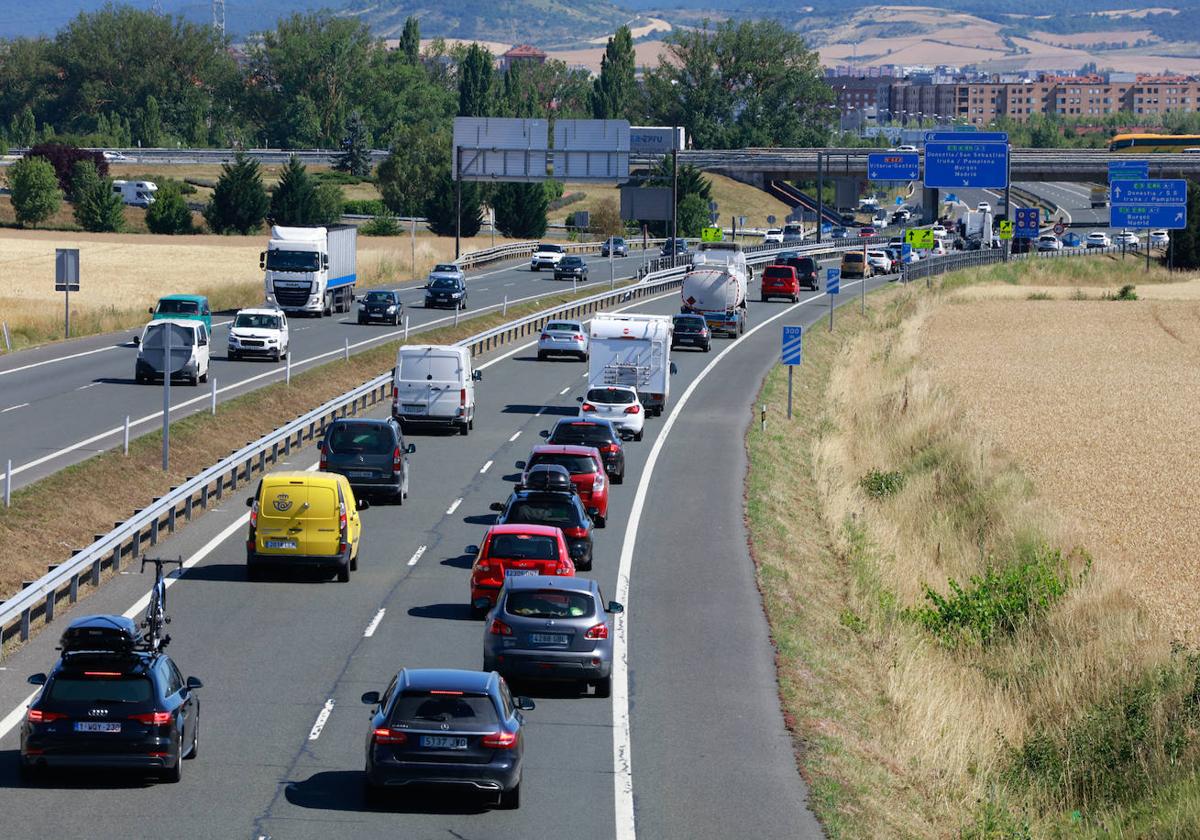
(386, 305, 396, 312)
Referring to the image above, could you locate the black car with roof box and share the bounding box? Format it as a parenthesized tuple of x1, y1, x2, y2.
(19, 615, 202, 783)
(491, 487, 598, 570)
(319, 418, 415, 503)
(544, 418, 625, 484)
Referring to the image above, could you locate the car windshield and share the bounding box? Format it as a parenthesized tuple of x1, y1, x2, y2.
(265, 250, 319, 271)
(529, 453, 597, 474)
(234, 313, 280, 330)
(844, 254, 864, 263)
(430, 278, 458, 290)
(142, 322, 194, 349)
(156, 299, 199, 315)
(398, 352, 460, 382)
(364, 291, 395, 303)
(506, 590, 595, 619)
(674, 318, 704, 333)
(390, 691, 498, 730)
(551, 423, 615, 444)
(507, 500, 579, 527)
(545, 322, 580, 333)
(587, 388, 635, 405)
(538, 244, 563, 254)
(560, 257, 583, 267)
(433, 264, 458, 273)
(326, 423, 393, 454)
(489, 533, 559, 560)
(48, 674, 153, 703)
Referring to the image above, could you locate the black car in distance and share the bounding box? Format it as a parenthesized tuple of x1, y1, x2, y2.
(358, 290, 404, 325)
(554, 256, 589, 282)
(20, 614, 202, 783)
(544, 418, 625, 484)
(319, 418, 415, 503)
(671, 313, 711, 352)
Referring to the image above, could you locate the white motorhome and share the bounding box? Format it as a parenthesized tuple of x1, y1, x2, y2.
(133, 319, 210, 385)
(588, 314, 676, 416)
(111, 179, 157, 207)
(391, 345, 482, 435)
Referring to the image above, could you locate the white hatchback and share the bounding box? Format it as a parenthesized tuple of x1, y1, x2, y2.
(1150, 230, 1170, 247)
(538, 320, 589, 361)
(1086, 232, 1111, 248)
(866, 249, 893, 273)
(579, 385, 644, 441)
(763, 229, 783, 244)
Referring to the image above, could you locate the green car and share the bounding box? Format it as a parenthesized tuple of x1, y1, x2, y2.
(149, 294, 212, 333)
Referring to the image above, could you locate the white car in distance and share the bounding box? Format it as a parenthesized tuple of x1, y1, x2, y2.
(763, 229, 784, 244)
(1036, 234, 1062, 252)
(866, 249, 893, 274)
(531, 243, 567, 271)
(1114, 231, 1141, 249)
(537, 319, 589, 361)
(228, 307, 289, 362)
(579, 385, 645, 442)
(1150, 230, 1170, 247)
(1086, 232, 1112, 248)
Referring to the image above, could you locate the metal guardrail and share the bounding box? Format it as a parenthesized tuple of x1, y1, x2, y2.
(899, 241, 1136, 284)
(7, 240, 879, 652)
(454, 239, 670, 272)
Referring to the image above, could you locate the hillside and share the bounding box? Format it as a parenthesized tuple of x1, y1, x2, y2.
(346, 0, 631, 44)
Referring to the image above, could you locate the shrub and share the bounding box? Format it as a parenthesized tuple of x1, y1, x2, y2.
(27, 142, 108, 192)
(145, 182, 195, 234)
(859, 469, 906, 499)
(360, 215, 400, 236)
(343, 199, 387, 216)
(314, 169, 364, 185)
(548, 191, 585, 212)
(1110, 284, 1138, 301)
(6, 156, 62, 227)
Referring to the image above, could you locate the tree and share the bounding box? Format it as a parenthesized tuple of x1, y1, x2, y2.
(590, 197, 625, 239)
(677, 193, 709, 238)
(591, 26, 636, 120)
(270, 156, 322, 226)
(146, 181, 194, 234)
(649, 159, 713, 202)
(203, 152, 269, 235)
(314, 182, 345, 226)
(138, 95, 163, 147)
(376, 124, 448, 217)
(493, 181, 549, 238)
(1167, 180, 1200, 270)
(458, 44, 494, 117)
(5, 155, 61, 227)
(425, 171, 483, 237)
(333, 110, 372, 177)
(10, 106, 37, 145)
(399, 16, 420, 65)
(68, 158, 101, 202)
(27, 142, 108, 192)
(72, 161, 125, 232)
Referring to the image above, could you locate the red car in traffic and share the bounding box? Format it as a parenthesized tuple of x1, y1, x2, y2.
(759, 264, 800, 302)
(517, 445, 609, 523)
(469, 525, 575, 614)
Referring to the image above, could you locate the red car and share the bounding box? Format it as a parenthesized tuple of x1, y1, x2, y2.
(859, 226, 877, 238)
(516, 445, 609, 523)
(468, 525, 575, 614)
(759, 264, 800, 303)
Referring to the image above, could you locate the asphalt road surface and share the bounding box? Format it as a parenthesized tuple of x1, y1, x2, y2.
(0, 261, 892, 839)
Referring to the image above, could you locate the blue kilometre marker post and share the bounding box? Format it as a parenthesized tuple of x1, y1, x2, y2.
(781, 325, 802, 419)
(826, 267, 840, 332)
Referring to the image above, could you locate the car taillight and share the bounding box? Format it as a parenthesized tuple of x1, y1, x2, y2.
(592, 473, 604, 492)
(625, 405, 640, 414)
(584, 623, 609, 640)
(573, 334, 584, 341)
(392, 446, 403, 471)
(460, 388, 468, 407)
(27, 709, 67, 724)
(338, 501, 348, 553)
(318, 450, 327, 470)
(482, 731, 518, 749)
(373, 727, 408, 745)
(602, 443, 619, 453)
(540, 333, 549, 340)
(563, 527, 587, 538)
(556, 561, 573, 576)
(130, 711, 172, 725)
(249, 501, 258, 529)
(489, 619, 513, 636)
(581, 403, 596, 412)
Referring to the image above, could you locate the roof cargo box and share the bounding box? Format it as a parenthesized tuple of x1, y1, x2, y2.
(60, 614, 143, 654)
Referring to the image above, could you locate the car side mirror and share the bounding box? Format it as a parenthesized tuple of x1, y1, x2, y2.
(472, 370, 483, 382)
(514, 460, 526, 470)
(356, 498, 370, 511)
(148, 306, 155, 314)
(590, 510, 606, 528)
(27, 673, 47, 686)
(538, 430, 550, 439)
(489, 502, 504, 512)
(316, 440, 326, 452)
(132, 335, 141, 346)
(575, 396, 584, 403)
(607, 601, 624, 614)
(670, 362, 678, 375)
(466, 545, 479, 555)
(515, 696, 536, 711)
(361, 691, 381, 706)
(406, 443, 416, 454)
(186, 676, 203, 690)
(246, 497, 255, 507)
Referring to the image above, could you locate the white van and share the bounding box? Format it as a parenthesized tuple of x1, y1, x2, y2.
(133, 319, 210, 385)
(391, 345, 482, 435)
(111, 179, 158, 207)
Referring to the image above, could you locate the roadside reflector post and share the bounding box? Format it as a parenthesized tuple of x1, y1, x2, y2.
(787, 368, 794, 419)
(502, 296, 508, 317)
(1, 321, 10, 352)
(4, 458, 11, 507)
(454, 306, 459, 327)
(124, 415, 130, 455)
(404, 314, 410, 340)
(285, 351, 291, 385)
(760, 404, 767, 433)
(210, 376, 217, 415)
(344, 338, 350, 362)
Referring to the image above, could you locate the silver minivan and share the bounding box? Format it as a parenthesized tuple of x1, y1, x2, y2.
(391, 345, 482, 435)
(134, 319, 211, 385)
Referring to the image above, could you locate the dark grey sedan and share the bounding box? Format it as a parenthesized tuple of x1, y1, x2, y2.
(553, 256, 588, 282)
(482, 576, 623, 697)
(600, 237, 628, 257)
(318, 418, 414, 503)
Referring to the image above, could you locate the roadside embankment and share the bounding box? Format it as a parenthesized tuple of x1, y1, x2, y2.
(747, 257, 1200, 837)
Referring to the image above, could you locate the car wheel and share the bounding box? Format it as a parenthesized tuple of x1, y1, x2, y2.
(760, 295, 767, 302)
(189, 373, 199, 386)
(350, 548, 358, 572)
(593, 677, 612, 698)
(272, 350, 281, 363)
(337, 560, 350, 583)
(459, 421, 469, 436)
(228, 351, 238, 362)
(537, 351, 547, 361)
(246, 563, 261, 582)
(499, 781, 521, 810)
(357, 315, 365, 325)
(634, 429, 643, 442)
(471, 603, 489, 620)
(577, 552, 592, 572)
(186, 714, 199, 759)
(612, 469, 624, 486)
(163, 733, 183, 783)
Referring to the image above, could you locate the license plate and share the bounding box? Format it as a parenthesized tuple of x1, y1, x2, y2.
(75, 722, 121, 733)
(402, 404, 426, 413)
(420, 735, 467, 750)
(348, 471, 374, 478)
(506, 569, 538, 577)
(265, 539, 296, 550)
(530, 633, 569, 645)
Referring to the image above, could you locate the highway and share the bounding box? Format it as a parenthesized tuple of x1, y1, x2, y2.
(0, 250, 650, 491)
(0, 262, 891, 839)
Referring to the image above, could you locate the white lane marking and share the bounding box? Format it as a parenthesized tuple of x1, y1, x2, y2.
(407, 545, 427, 566)
(508, 431, 521, 442)
(477, 287, 489, 292)
(0, 343, 125, 378)
(446, 498, 463, 515)
(480, 460, 493, 474)
(504, 282, 515, 286)
(581, 372, 588, 377)
(559, 386, 570, 395)
(75, 383, 98, 391)
(308, 699, 335, 740)
(611, 278, 865, 840)
(2, 402, 29, 413)
(0, 689, 38, 743)
(363, 609, 386, 638)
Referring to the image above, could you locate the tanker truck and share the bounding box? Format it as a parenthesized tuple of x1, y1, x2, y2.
(680, 241, 749, 337)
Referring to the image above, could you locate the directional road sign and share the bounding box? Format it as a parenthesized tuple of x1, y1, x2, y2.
(924, 133, 1008, 190)
(924, 131, 1008, 143)
(1014, 207, 1040, 239)
(781, 326, 802, 366)
(826, 267, 841, 295)
(945, 193, 958, 203)
(1109, 179, 1188, 206)
(1108, 160, 1149, 180)
(904, 228, 934, 249)
(998, 220, 1013, 240)
(895, 196, 904, 205)
(867, 152, 920, 181)
(701, 226, 724, 242)
(1111, 205, 1189, 230)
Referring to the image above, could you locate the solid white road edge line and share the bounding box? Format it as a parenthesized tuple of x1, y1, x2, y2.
(308, 699, 335, 740)
(611, 278, 864, 840)
(363, 609, 386, 638)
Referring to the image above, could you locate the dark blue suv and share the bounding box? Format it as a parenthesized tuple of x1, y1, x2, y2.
(362, 668, 534, 809)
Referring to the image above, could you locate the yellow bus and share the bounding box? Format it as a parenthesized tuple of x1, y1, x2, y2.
(1108, 133, 1200, 152)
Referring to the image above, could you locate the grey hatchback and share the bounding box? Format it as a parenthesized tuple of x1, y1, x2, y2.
(318, 418, 415, 503)
(482, 576, 623, 697)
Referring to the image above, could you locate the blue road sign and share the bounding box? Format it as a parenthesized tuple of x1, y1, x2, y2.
(895, 196, 904, 205)
(1014, 207, 1040, 239)
(781, 326, 803, 366)
(826, 267, 841, 295)
(1109, 179, 1188, 206)
(1108, 160, 1148, 180)
(924, 140, 1009, 189)
(868, 152, 920, 181)
(945, 193, 957, 203)
(924, 131, 1007, 143)
(1111, 205, 1189, 230)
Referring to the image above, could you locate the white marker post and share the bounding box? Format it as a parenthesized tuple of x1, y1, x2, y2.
(161, 325, 171, 472)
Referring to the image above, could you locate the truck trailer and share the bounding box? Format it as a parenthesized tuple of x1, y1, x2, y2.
(680, 242, 749, 337)
(588, 314, 675, 416)
(262, 225, 358, 317)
